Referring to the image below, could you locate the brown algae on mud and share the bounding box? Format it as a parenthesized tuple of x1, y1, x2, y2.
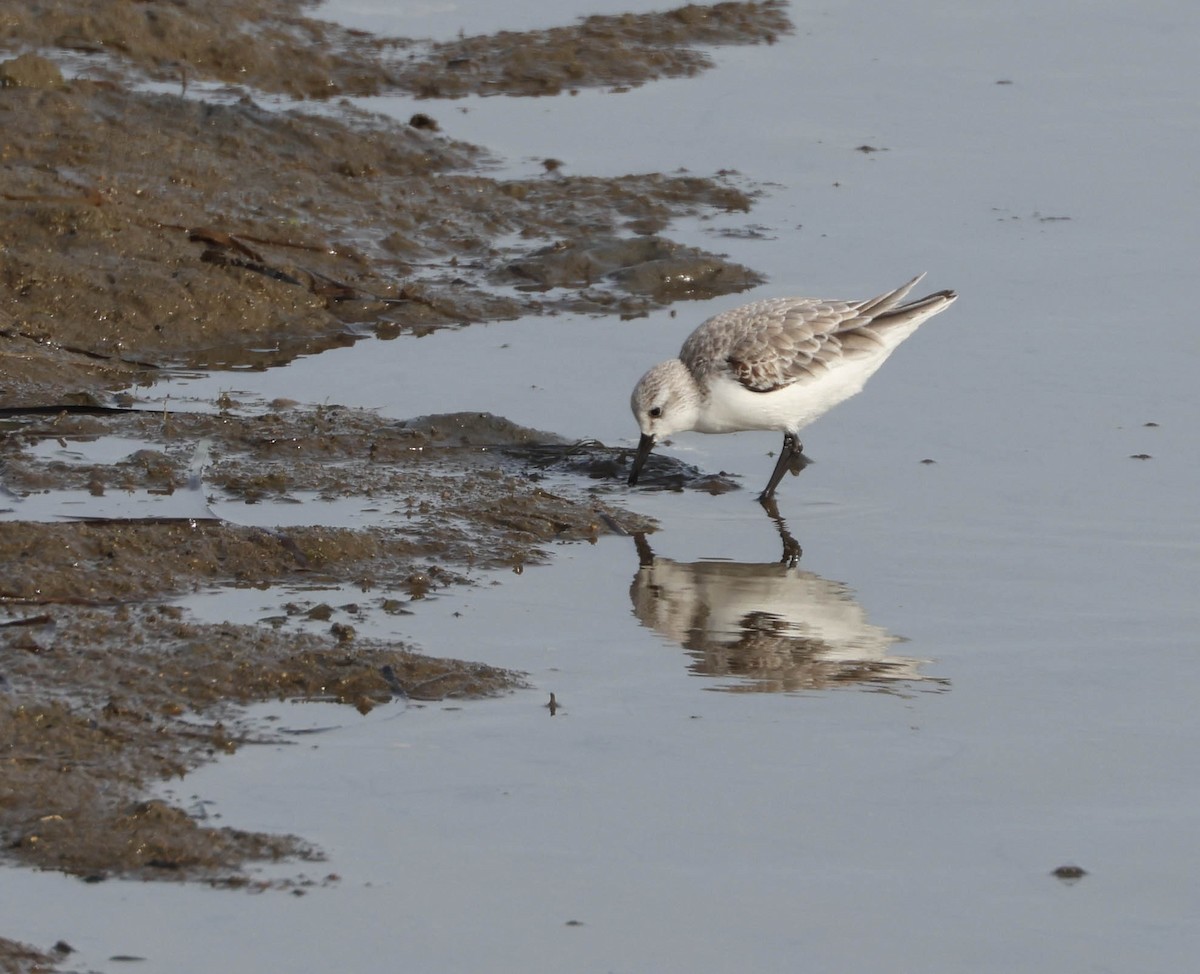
(0, 0, 781, 911)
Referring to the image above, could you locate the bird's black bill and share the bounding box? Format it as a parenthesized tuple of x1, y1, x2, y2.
(627, 433, 656, 486)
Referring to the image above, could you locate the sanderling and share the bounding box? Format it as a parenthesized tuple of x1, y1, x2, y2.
(628, 273, 957, 501)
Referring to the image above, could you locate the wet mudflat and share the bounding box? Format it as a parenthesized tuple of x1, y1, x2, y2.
(1, 0, 785, 964)
(5, 0, 1200, 972)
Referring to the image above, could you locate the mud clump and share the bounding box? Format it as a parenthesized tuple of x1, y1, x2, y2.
(1, 1, 786, 398)
(0, 405, 653, 888)
(0, 53, 65, 89)
(0, 1, 783, 405)
(1, 1, 791, 99)
(0, 81, 498, 386)
(500, 235, 762, 306)
(397, 1, 793, 98)
(0, 936, 63, 974)
(2, 79, 761, 400)
(0, 406, 657, 580)
(1, 605, 515, 886)
(0, 0, 412, 99)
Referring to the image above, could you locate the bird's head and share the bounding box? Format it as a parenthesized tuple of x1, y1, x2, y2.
(627, 360, 701, 486)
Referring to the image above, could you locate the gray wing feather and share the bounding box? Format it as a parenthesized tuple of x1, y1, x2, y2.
(682, 274, 929, 394)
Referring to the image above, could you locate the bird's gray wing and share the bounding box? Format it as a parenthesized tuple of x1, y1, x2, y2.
(687, 275, 928, 393)
(714, 299, 871, 393)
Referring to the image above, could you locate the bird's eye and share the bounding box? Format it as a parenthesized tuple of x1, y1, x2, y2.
(649, 406, 663, 419)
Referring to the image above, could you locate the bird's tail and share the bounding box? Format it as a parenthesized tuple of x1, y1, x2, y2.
(839, 275, 957, 352)
(865, 273, 957, 324)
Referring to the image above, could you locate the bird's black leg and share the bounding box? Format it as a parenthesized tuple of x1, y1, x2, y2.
(758, 433, 804, 502)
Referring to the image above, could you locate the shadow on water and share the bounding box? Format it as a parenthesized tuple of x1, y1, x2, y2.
(630, 528, 948, 695)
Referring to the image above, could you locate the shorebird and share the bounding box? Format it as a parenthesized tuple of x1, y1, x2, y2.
(627, 273, 956, 500)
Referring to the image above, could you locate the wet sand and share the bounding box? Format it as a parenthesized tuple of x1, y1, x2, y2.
(0, 0, 789, 962)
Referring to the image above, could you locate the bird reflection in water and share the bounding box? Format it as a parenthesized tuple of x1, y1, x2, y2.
(630, 530, 946, 694)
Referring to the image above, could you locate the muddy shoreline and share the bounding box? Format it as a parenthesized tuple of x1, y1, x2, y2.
(1, 0, 788, 963)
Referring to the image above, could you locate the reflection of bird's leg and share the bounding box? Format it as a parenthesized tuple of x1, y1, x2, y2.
(759, 433, 811, 501)
(633, 532, 656, 568)
(758, 496, 802, 566)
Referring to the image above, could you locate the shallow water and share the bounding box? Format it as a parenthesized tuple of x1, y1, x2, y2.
(7, 0, 1200, 970)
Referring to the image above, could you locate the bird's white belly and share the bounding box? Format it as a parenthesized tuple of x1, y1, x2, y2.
(696, 362, 880, 435)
